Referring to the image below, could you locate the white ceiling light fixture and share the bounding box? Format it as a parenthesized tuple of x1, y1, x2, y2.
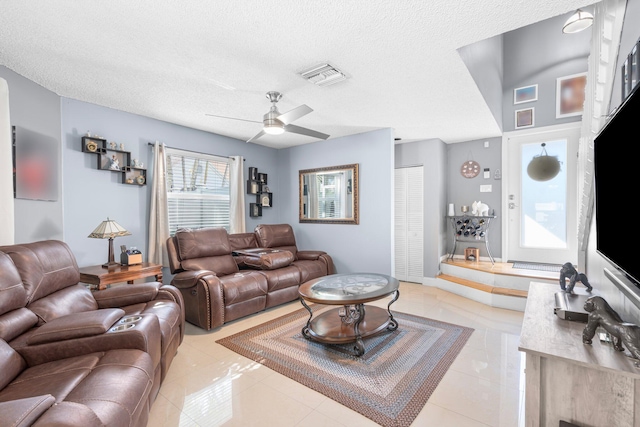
(562, 9, 594, 34)
(300, 63, 348, 87)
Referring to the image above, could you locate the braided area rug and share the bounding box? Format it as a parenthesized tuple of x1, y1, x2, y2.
(217, 305, 473, 427)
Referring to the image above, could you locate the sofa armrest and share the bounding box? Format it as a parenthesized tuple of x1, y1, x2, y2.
(0, 395, 55, 427)
(171, 270, 217, 289)
(92, 282, 161, 309)
(297, 250, 326, 261)
(27, 309, 125, 345)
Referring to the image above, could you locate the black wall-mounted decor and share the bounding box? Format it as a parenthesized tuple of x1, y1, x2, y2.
(247, 167, 273, 217)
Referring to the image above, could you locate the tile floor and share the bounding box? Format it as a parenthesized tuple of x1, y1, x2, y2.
(148, 282, 526, 426)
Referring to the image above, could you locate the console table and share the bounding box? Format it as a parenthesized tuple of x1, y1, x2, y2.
(79, 262, 163, 290)
(519, 282, 640, 427)
(447, 215, 496, 263)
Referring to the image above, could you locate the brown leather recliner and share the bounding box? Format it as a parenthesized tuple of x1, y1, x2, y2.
(0, 240, 185, 426)
(166, 224, 334, 330)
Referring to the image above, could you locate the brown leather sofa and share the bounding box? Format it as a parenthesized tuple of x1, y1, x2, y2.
(0, 240, 185, 426)
(167, 223, 334, 330)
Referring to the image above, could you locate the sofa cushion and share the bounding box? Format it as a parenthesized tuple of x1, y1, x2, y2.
(228, 232, 258, 251)
(243, 250, 295, 270)
(27, 309, 125, 345)
(0, 339, 26, 390)
(254, 224, 299, 258)
(28, 285, 98, 326)
(175, 227, 232, 260)
(0, 252, 28, 316)
(0, 349, 154, 427)
(0, 241, 80, 304)
(182, 255, 238, 277)
(0, 394, 55, 427)
(0, 308, 39, 342)
(220, 272, 268, 305)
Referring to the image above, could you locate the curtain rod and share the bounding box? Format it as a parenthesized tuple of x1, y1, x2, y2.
(147, 142, 245, 161)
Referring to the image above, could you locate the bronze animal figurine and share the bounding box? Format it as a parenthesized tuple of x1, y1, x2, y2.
(582, 296, 640, 361)
(559, 262, 592, 293)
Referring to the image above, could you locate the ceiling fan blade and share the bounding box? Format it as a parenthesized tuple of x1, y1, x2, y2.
(247, 130, 266, 143)
(276, 104, 313, 125)
(284, 124, 330, 140)
(205, 113, 262, 124)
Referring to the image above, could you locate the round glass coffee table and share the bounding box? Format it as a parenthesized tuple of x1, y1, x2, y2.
(298, 273, 400, 356)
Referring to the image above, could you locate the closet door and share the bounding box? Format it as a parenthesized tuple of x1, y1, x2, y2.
(394, 166, 423, 283)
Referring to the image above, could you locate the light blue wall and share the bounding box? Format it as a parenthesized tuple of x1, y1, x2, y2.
(0, 66, 63, 243)
(278, 129, 394, 275)
(60, 98, 280, 267)
(394, 138, 447, 278)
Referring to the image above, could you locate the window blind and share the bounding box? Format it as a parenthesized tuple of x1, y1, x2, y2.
(165, 148, 230, 235)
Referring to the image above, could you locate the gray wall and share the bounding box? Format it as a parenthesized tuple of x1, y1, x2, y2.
(60, 98, 280, 267)
(502, 11, 592, 132)
(279, 129, 394, 275)
(585, 0, 640, 324)
(0, 66, 63, 243)
(446, 137, 502, 260)
(394, 138, 447, 278)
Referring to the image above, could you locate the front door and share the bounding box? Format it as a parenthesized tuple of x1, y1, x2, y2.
(503, 123, 580, 265)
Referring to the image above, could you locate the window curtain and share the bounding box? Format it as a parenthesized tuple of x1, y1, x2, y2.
(0, 78, 14, 245)
(148, 141, 170, 266)
(229, 155, 245, 233)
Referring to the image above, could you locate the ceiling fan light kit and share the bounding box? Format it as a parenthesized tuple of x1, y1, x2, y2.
(207, 91, 329, 143)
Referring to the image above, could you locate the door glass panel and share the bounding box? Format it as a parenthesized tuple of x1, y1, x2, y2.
(520, 139, 567, 248)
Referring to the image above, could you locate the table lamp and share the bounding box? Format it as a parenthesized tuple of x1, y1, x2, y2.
(88, 218, 131, 268)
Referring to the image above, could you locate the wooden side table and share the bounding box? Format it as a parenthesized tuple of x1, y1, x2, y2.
(79, 262, 163, 290)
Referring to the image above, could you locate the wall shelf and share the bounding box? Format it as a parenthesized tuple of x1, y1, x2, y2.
(82, 136, 146, 186)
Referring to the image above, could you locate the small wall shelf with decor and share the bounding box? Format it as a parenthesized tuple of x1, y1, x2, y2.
(81, 135, 146, 186)
(247, 166, 272, 217)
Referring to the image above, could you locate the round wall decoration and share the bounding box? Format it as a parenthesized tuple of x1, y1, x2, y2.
(460, 160, 480, 178)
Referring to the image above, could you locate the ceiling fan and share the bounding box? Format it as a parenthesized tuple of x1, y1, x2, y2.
(206, 91, 330, 143)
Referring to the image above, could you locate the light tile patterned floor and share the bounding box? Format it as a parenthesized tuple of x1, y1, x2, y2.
(148, 282, 526, 426)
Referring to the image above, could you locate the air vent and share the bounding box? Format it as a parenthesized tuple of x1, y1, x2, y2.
(299, 63, 348, 87)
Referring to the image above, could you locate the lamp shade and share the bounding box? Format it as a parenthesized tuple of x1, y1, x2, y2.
(88, 218, 131, 239)
(88, 218, 131, 268)
(562, 9, 594, 34)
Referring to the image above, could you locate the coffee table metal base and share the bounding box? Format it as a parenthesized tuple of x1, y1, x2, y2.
(300, 291, 399, 356)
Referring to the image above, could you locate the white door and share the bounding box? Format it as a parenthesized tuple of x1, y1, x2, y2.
(503, 123, 579, 265)
(394, 166, 423, 283)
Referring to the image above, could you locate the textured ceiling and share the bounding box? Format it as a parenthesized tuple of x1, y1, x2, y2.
(0, 1, 597, 149)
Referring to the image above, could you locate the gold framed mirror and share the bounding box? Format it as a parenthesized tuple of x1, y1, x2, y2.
(299, 164, 359, 224)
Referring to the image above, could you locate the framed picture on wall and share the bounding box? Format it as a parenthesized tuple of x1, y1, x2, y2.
(556, 72, 587, 118)
(12, 126, 58, 201)
(514, 84, 538, 104)
(515, 108, 534, 129)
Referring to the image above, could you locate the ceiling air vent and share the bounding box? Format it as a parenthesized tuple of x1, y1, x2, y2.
(299, 63, 348, 87)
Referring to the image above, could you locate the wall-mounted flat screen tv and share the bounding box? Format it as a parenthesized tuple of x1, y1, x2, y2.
(594, 85, 640, 287)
